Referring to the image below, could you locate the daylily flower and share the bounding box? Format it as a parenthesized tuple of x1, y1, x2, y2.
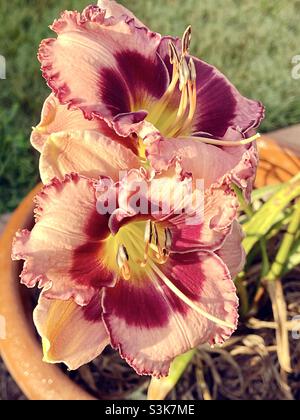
(12, 168, 242, 377)
(36, 1, 264, 197)
(11, 0, 264, 378)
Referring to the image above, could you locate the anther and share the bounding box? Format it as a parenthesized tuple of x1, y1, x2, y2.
(164, 228, 172, 250)
(179, 59, 190, 91)
(117, 244, 131, 280)
(144, 219, 153, 244)
(188, 57, 196, 83)
(169, 41, 180, 67)
(140, 220, 153, 267)
(182, 25, 192, 55)
(152, 223, 159, 247)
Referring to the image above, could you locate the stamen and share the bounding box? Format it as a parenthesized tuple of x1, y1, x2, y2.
(188, 57, 197, 82)
(116, 244, 131, 280)
(169, 41, 180, 68)
(182, 25, 192, 55)
(157, 228, 172, 264)
(146, 42, 180, 125)
(164, 57, 197, 138)
(144, 219, 153, 244)
(166, 42, 180, 94)
(179, 58, 190, 92)
(164, 228, 172, 251)
(186, 81, 196, 122)
(181, 133, 261, 147)
(149, 261, 236, 330)
(152, 223, 159, 247)
(172, 58, 197, 137)
(140, 220, 153, 267)
(176, 87, 188, 121)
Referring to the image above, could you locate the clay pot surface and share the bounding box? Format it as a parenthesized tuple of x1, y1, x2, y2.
(256, 136, 300, 188)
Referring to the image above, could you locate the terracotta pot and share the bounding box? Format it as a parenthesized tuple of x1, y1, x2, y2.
(256, 136, 300, 188)
(0, 185, 95, 400)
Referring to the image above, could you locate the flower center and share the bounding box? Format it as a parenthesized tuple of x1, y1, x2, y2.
(103, 220, 172, 282)
(146, 26, 197, 139)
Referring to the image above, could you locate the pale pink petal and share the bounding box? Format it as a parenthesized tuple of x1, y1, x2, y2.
(34, 292, 109, 370)
(98, 0, 145, 27)
(40, 129, 141, 184)
(172, 183, 239, 252)
(31, 94, 134, 153)
(30, 94, 102, 152)
(38, 6, 168, 125)
(146, 135, 258, 194)
(216, 220, 246, 278)
(12, 174, 115, 306)
(102, 252, 238, 377)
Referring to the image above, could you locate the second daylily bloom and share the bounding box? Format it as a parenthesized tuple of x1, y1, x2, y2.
(13, 168, 242, 377)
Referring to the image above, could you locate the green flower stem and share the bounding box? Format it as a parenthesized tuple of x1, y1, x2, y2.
(235, 273, 249, 317)
(147, 350, 196, 400)
(265, 200, 300, 282)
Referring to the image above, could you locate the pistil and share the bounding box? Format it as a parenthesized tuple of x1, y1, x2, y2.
(181, 133, 261, 147)
(149, 260, 236, 330)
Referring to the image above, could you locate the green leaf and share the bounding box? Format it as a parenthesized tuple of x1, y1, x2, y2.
(243, 174, 300, 254)
(147, 350, 196, 400)
(284, 238, 300, 273)
(251, 183, 286, 202)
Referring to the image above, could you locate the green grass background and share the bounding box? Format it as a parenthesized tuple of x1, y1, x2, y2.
(0, 0, 300, 214)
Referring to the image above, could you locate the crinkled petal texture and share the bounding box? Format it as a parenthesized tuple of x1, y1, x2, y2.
(31, 94, 132, 153)
(172, 183, 239, 252)
(34, 292, 109, 370)
(12, 174, 115, 306)
(102, 252, 238, 377)
(146, 135, 258, 193)
(39, 129, 140, 184)
(38, 5, 169, 124)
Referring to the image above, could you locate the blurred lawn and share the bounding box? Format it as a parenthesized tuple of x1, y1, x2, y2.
(0, 0, 300, 214)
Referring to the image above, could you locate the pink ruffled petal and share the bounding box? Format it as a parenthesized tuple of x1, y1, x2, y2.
(38, 5, 168, 125)
(12, 174, 115, 305)
(31, 94, 101, 152)
(172, 183, 239, 252)
(31, 94, 134, 153)
(216, 220, 246, 278)
(146, 135, 258, 195)
(34, 292, 109, 370)
(102, 252, 238, 377)
(106, 167, 200, 235)
(98, 0, 145, 27)
(40, 129, 141, 184)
